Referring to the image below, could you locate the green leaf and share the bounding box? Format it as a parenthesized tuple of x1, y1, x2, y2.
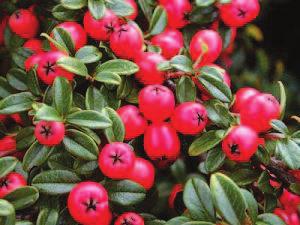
(189, 130, 225, 156)
(66, 110, 111, 129)
(16, 221, 33, 225)
(176, 76, 196, 103)
(23, 142, 55, 171)
(96, 59, 139, 75)
(48, 152, 74, 171)
(0, 199, 15, 217)
(53, 76, 73, 117)
(32, 170, 81, 195)
(205, 147, 225, 173)
(27, 69, 42, 96)
(73, 160, 98, 175)
(61, 0, 87, 10)
(7, 68, 28, 91)
(0, 77, 15, 98)
(0, 92, 35, 114)
(106, 179, 146, 206)
(36, 207, 59, 225)
(195, 0, 216, 7)
(278, 81, 286, 120)
(88, 0, 105, 19)
(257, 171, 274, 194)
(94, 72, 122, 85)
(256, 214, 285, 225)
(183, 178, 215, 222)
(229, 169, 261, 186)
(52, 4, 81, 21)
(0, 157, 18, 178)
(106, 0, 134, 16)
(170, 55, 193, 73)
(16, 127, 35, 150)
(166, 217, 191, 225)
(271, 119, 289, 135)
(241, 189, 258, 223)
(57, 56, 89, 77)
(210, 173, 247, 225)
(34, 104, 63, 122)
(198, 66, 232, 103)
(52, 27, 75, 55)
(85, 86, 107, 111)
(75, 45, 102, 64)
(275, 139, 300, 169)
(63, 129, 99, 160)
(137, 0, 154, 21)
(149, 6, 167, 35)
(4, 186, 39, 210)
(170, 159, 187, 184)
(103, 107, 125, 143)
(12, 47, 32, 70)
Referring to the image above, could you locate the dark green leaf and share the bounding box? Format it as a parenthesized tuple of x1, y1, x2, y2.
(189, 130, 225, 156)
(96, 59, 139, 75)
(94, 72, 122, 85)
(106, 0, 134, 16)
(48, 152, 74, 171)
(36, 207, 59, 225)
(103, 107, 125, 142)
(170, 159, 187, 184)
(195, 0, 216, 7)
(12, 47, 32, 70)
(0, 157, 18, 178)
(27, 69, 42, 96)
(0, 199, 15, 217)
(229, 169, 261, 186)
(73, 160, 98, 175)
(52, 4, 81, 21)
(0, 92, 35, 114)
(256, 214, 285, 225)
(61, 0, 87, 10)
(278, 81, 286, 120)
(149, 6, 167, 35)
(7, 68, 28, 91)
(75, 45, 102, 64)
(210, 173, 246, 225)
(88, 0, 105, 19)
(257, 171, 274, 194)
(170, 55, 193, 73)
(0, 77, 15, 98)
(205, 147, 225, 173)
(57, 56, 89, 77)
(275, 139, 300, 169)
(166, 217, 191, 225)
(16, 127, 35, 150)
(85, 86, 107, 111)
(241, 189, 258, 223)
(32, 170, 81, 195)
(271, 120, 289, 135)
(53, 76, 73, 117)
(176, 76, 196, 103)
(34, 104, 63, 122)
(137, 0, 154, 21)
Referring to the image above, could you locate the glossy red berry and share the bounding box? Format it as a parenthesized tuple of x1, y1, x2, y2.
(115, 212, 144, 225)
(168, 184, 185, 212)
(144, 122, 180, 167)
(110, 23, 144, 60)
(138, 85, 175, 122)
(159, 0, 192, 29)
(8, 9, 39, 39)
(23, 38, 43, 53)
(50, 22, 87, 51)
(232, 87, 260, 113)
(24, 52, 44, 71)
(134, 52, 166, 85)
(125, 0, 138, 20)
(222, 125, 259, 162)
(0, 172, 27, 198)
(128, 157, 155, 190)
(240, 93, 281, 133)
(68, 182, 112, 225)
(34, 120, 65, 146)
(98, 142, 136, 179)
(218, 0, 260, 27)
(151, 28, 184, 59)
(171, 102, 208, 135)
(0, 136, 16, 152)
(190, 30, 223, 68)
(279, 189, 300, 213)
(117, 105, 148, 140)
(0, 16, 8, 45)
(83, 10, 119, 41)
(37, 51, 74, 85)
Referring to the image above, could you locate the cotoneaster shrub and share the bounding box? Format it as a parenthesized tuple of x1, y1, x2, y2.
(0, 0, 299, 225)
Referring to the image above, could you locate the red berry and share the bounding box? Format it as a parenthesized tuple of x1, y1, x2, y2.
(240, 93, 281, 133)
(138, 85, 175, 122)
(128, 157, 155, 190)
(0, 172, 26, 198)
(232, 87, 260, 113)
(50, 22, 87, 51)
(117, 105, 148, 140)
(23, 38, 43, 53)
(37, 51, 74, 85)
(125, 0, 138, 20)
(0, 114, 6, 122)
(171, 102, 208, 135)
(151, 28, 184, 59)
(24, 52, 44, 71)
(0, 16, 8, 45)
(8, 9, 39, 39)
(134, 52, 166, 85)
(115, 212, 144, 225)
(279, 189, 300, 213)
(194, 64, 231, 100)
(34, 120, 65, 146)
(110, 23, 144, 60)
(190, 30, 223, 68)
(144, 122, 180, 167)
(222, 125, 259, 162)
(289, 170, 300, 183)
(159, 0, 192, 29)
(168, 184, 184, 212)
(68, 182, 112, 225)
(218, 0, 260, 27)
(98, 142, 136, 179)
(0, 136, 16, 152)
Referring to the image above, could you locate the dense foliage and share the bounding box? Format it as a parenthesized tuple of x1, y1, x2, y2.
(0, 0, 299, 225)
